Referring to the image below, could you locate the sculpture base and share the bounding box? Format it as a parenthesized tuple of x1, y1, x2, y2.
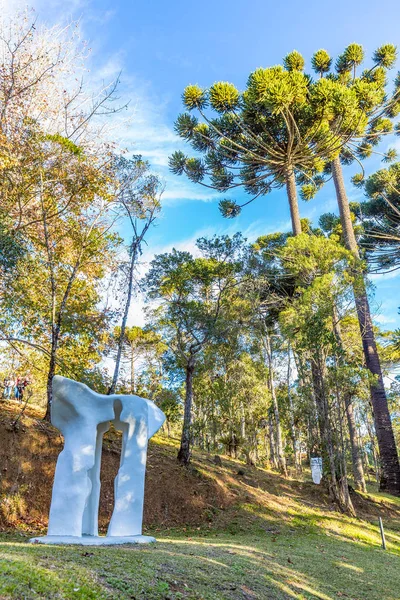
(29, 535, 156, 546)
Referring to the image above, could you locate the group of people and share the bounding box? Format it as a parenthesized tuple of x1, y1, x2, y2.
(2, 374, 32, 401)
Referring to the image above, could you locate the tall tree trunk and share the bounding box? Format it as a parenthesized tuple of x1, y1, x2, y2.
(44, 330, 58, 422)
(108, 243, 138, 395)
(287, 346, 301, 472)
(345, 398, 367, 492)
(311, 357, 355, 515)
(332, 309, 366, 493)
(264, 331, 287, 476)
(365, 410, 381, 483)
(286, 169, 302, 236)
(240, 402, 246, 440)
(334, 375, 355, 514)
(178, 357, 195, 465)
(268, 412, 278, 470)
(332, 156, 400, 495)
(130, 346, 135, 394)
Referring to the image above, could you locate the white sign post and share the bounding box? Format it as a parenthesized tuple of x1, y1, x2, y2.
(310, 457, 323, 484)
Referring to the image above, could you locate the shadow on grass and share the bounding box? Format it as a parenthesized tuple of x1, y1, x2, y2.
(1, 528, 399, 600)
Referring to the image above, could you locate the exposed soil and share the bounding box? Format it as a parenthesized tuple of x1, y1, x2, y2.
(0, 402, 231, 532)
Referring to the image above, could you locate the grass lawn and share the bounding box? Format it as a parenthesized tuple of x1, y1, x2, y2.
(1, 506, 399, 600)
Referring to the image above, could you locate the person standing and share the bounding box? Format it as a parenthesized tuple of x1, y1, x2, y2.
(15, 376, 24, 402)
(2, 376, 13, 399)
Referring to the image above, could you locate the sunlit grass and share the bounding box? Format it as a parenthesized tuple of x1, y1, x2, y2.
(1, 512, 399, 600)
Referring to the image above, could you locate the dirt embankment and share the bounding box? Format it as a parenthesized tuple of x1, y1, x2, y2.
(0, 402, 231, 532)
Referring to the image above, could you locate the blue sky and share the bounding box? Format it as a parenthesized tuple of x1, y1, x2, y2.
(9, 0, 400, 329)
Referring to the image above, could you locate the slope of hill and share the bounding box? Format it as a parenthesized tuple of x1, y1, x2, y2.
(1, 401, 400, 600)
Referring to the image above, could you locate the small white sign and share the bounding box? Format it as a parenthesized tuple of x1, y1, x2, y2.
(310, 457, 323, 485)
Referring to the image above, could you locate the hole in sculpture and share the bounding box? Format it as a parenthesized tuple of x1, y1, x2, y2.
(82, 420, 110, 536)
(111, 400, 130, 526)
(83, 400, 131, 535)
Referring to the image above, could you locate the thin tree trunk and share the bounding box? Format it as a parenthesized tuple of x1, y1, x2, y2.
(178, 357, 195, 465)
(42, 194, 57, 423)
(311, 357, 355, 515)
(332, 308, 366, 493)
(264, 331, 287, 476)
(268, 412, 278, 470)
(42, 201, 100, 420)
(44, 333, 58, 422)
(211, 398, 217, 451)
(108, 243, 138, 395)
(286, 169, 302, 236)
(345, 398, 367, 492)
(240, 402, 246, 440)
(130, 346, 135, 394)
(332, 156, 400, 495)
(333, 370, 355, 514)
(287, 345, 301, 472)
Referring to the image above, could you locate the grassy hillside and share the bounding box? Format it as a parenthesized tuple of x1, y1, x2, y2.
(1, 401, 400, 599)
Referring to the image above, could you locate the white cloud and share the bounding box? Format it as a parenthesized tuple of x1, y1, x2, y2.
(374, 314, 396, 325)
(370, 270, 400, 282)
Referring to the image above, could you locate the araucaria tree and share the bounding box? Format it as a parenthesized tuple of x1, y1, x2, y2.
(169, 53, 366, 235)
(169, 45, 400, 494)
(356, 163, 400, 272)
(309, 44, 400, 494)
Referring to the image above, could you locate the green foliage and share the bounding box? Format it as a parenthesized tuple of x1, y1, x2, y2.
(300, 183, 317, 201)
(174, 113, 198, 139)
(171, 58, 365, 218)
(169, 150, 187, 175)
(373, 44, 397, 68)
(383, 148, 398, 163)
(144, 234, 245, 369)
(185, 157, 205, 182)
(219, 199, 242, 218)
(0, 222, 24, 274)
(283, 50, 305, 72)
(311, 49, 332, 75)
(171, 41, 400, 223)
(358, 162, 400, 271)
(279, 234, 354, 283)
(351, 172, 365, 187)
(336, 43, 364, 74)
(319, 212, 339, 233)
(43, 133, 83, 157)
(246, 66, 308, 109)
(155, 388, 182, 426)
(209, 82, 240, 112)
(182, 84, 208, 110)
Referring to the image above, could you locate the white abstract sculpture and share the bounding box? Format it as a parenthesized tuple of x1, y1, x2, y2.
(30, 375, 165, 545)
